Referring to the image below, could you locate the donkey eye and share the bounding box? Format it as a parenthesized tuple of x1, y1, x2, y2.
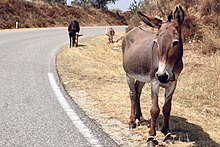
(172, 40, 179, 47)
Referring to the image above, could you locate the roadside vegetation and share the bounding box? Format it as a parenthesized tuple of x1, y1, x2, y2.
(56, 0, 220, 146)
(128, 0, 220, 55)
(0, 0, 129, 29)
(57, 33, 219, 146)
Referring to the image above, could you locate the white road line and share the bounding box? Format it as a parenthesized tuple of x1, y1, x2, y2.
(48, 72, 102, 147)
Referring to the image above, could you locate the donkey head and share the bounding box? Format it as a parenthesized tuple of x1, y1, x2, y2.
(137, 6, 184, 83)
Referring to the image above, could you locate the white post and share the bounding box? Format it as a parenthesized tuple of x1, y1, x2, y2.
(15, 21, 19, 29)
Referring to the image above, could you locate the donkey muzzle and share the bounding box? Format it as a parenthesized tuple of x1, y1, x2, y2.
(156, 72, 169, 83)
(155, 67, 175, 83)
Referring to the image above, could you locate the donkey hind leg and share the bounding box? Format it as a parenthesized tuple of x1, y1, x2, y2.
(135, 81, 149, 126)
(126, 76, 137, 129)
(69, 35, 72, 48)
(162, 81, 177, 144)
(72, 36, 75, 47)
(110, 35, 114, 43)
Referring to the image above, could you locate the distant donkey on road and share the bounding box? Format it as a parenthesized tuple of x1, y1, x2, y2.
(68, 20, 80, 48)
(106, 27, 115, 43)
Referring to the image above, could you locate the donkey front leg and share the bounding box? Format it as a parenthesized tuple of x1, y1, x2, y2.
(147, 79, 160, 147)
(126, 76, 137, 129)
(162, 81, 177, 144)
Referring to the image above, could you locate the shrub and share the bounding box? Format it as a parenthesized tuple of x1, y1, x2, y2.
(182, 14, 202, 42)
(200, 0, 212, 16)
(212, 0, 220, 14)
(201, 40, 219, 55)
(126, 14, 140, 32)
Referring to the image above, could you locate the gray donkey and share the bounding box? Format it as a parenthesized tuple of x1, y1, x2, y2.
(106, 27, 115, 43)
(122, 6, 184, 146)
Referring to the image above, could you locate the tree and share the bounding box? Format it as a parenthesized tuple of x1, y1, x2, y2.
(43, 0, 67, 5)
(129, 0, 143, 14)
(71, 0, 93, 6)
(72, 0, 118, 9)
(92, 0, 118, 9)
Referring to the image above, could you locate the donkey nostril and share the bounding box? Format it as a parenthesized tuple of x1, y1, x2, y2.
(158, 73, 168, 83)
(155, 73, 159, 78)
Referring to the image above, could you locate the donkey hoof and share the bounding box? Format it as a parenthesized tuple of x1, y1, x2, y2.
(147, 136, 158, 147)
(129, 123, 136, 130)
(163, 133, 174, 144)
(147, 140, 156, 147)
(138, 119, 149, 127)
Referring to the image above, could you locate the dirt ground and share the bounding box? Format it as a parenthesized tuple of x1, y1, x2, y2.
(56, 33, 220, 147)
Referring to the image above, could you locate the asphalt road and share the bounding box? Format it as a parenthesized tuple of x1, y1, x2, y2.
(0, 26, 126, 147)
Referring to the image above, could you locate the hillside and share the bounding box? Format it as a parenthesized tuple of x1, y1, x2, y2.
(0, 0, 129, 29)
(126, 0, 220, 55)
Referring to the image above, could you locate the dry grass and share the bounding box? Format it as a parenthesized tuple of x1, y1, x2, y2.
(0, 0, 127, 29)
(57, 34, 220, 147)
(133, 0, 220, 54)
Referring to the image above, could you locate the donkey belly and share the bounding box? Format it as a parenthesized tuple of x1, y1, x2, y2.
(127, 73, 151, 82)
(122, 29, 154, 83)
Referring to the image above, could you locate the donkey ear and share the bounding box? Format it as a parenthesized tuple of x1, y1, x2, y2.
(174, 6, 184, 25)
(137, 11, 162, 29)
